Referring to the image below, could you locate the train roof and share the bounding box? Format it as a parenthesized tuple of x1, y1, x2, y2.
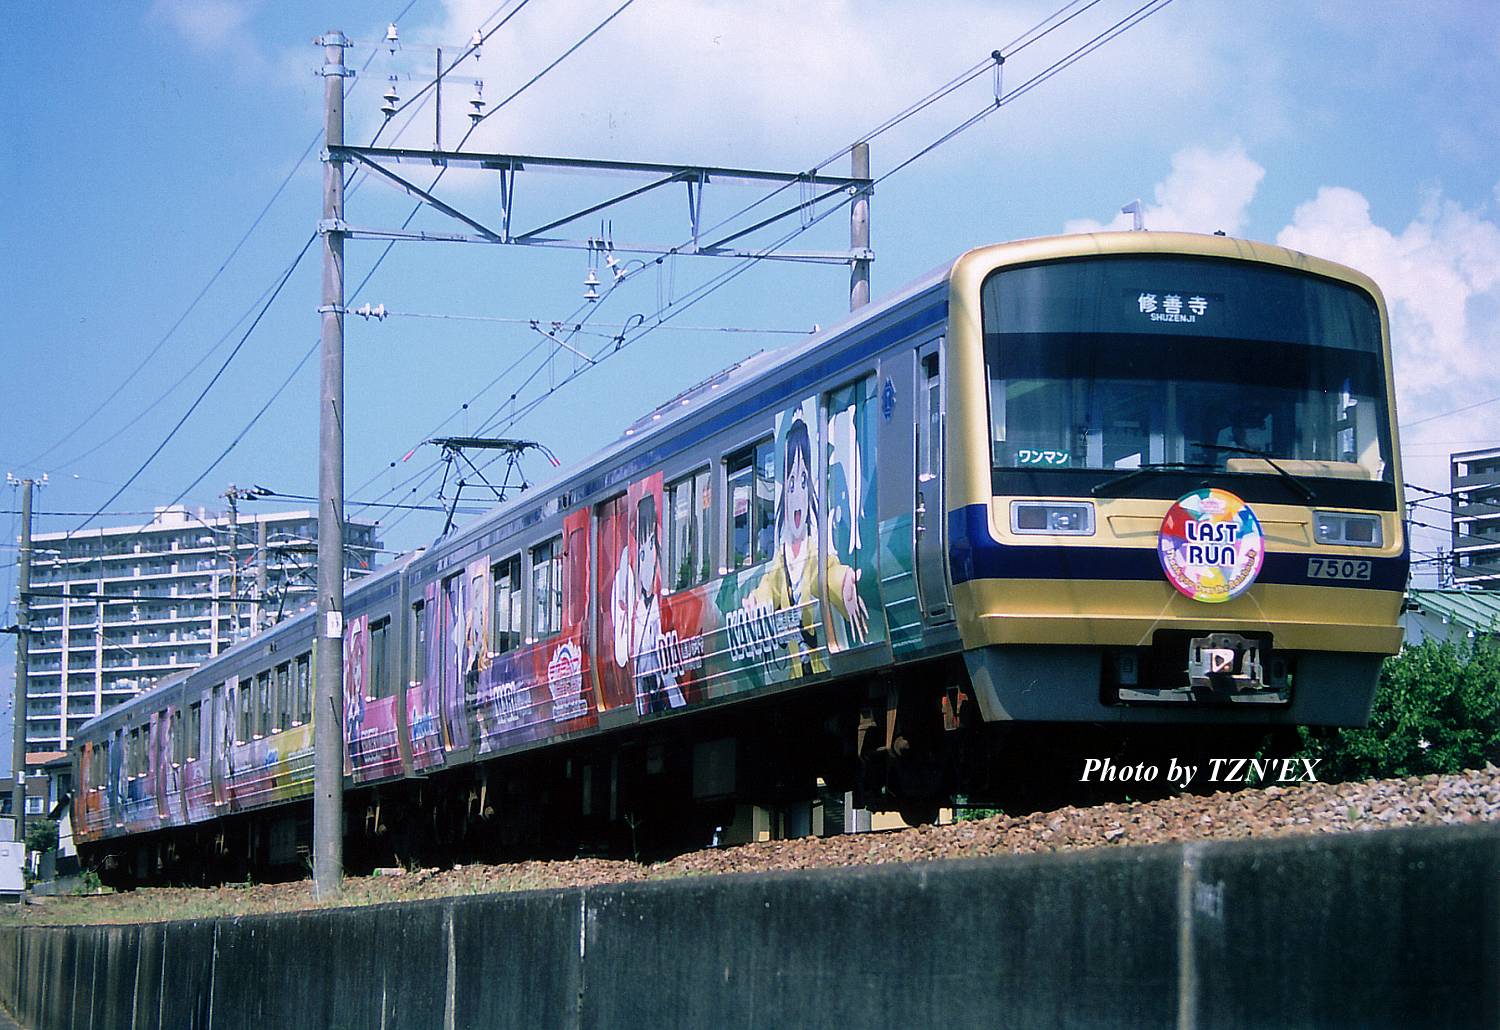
(424, 255, 955, 562)
(71, 551, 419, 741)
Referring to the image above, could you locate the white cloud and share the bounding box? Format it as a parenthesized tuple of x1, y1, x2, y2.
(151, 0, 256, 53)
(1276, 186, 1500, 531)
(1277, 186, 1500, 411)
(351, 0, 1215, 168)
(1062, 142, 1265, 235)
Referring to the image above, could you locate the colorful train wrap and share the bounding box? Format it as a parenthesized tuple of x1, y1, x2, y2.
(72, 232, 1407, 879)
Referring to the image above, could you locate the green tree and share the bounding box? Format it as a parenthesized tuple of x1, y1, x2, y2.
(25, 817, 58, 856)
(1295, 637, 1500, 781)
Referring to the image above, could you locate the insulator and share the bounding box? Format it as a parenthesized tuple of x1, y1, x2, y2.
(583, 269, 601, 288)
(385, 23, 400, 50)
(470, 30, 483, 50)
(468, 81, 486, 124)
(584, 283, 600, 303)
(381, 77, 400, 119)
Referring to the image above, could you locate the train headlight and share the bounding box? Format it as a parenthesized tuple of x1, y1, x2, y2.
(1010, 500, 1095, 536)
(1313, 511, 1383, 547)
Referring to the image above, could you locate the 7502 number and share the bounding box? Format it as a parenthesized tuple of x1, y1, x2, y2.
(1307, 557, 1371, 582)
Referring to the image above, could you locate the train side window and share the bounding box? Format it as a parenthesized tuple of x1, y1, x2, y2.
(491, 557, 522, 654)
(257, 671, 273, 737)
(128, 727, 140, 778)
(275, 662, 291, 730)
(188, 701, 202, 761)
(726, 439, 774, 569)
(531, 537, 562, 639)
(411, 601, 427, 692)
(237, 679, 250, 743)
(369, 618, 390, 700)
(922, 352, 941, 476)
(668, 468, 712, 590)
(295, 654, 311, 725)
(170, 709, 184, 766)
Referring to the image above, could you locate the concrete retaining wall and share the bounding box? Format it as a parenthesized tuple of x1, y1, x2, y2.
(1, 824, 1495, 1029)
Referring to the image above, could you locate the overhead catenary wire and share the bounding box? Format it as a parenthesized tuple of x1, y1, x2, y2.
(369, 309, 812, 336)
(24, 32, 406, 474)
(685, 0, 1107, 259)
(50, 1, 525, 556)
(386, 0, 533, 118)
(353, 0, 1174, 536)
(380, 0, 1177, 533)
(483, 1, 1179, 434)
(70, 233, 317, 535)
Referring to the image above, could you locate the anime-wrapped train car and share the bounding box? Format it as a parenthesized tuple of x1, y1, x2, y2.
(72, 231, 1407, 881)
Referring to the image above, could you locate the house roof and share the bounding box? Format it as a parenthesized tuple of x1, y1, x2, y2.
(1406, 589, 1500, 633)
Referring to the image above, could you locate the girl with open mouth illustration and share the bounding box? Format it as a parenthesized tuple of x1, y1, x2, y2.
(743, 412, 869, 677)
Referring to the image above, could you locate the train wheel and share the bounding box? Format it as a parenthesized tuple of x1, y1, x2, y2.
(897, 799, 941, 827)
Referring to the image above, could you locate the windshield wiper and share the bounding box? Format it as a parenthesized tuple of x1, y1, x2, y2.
(1091, 462, 1217, 497)
(1192, 442, 1317, 504)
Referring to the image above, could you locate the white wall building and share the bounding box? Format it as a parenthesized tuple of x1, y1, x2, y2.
(21, 506, 381, 756)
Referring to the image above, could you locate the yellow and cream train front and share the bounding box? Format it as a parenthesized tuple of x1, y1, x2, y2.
(942, 233, 1406, 726)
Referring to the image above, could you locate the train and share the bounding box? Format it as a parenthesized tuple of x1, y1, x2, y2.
(71, 230, 1407, 883)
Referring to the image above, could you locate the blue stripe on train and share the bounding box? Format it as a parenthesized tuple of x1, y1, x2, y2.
(947, 504, 1409, 591)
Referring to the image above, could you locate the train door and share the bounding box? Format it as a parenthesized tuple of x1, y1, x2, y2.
(914, 341, 954, 623)
(110, 728, 125, 827)
(210, 680, 229, 807)
(594, 493, 636, 713)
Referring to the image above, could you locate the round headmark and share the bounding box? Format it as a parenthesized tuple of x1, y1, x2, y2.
(1157, 488, 1265, 603)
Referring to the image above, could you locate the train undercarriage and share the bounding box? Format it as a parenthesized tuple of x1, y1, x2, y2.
(81, 656, 1300, 889)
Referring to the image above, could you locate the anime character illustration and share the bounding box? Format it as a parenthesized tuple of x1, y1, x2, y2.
(742, 407, 869, 677)
(824, 380, 885, 654)
(612, 490, 687, 715)
(343, 614, 368, 774)
(463, 560, 489, 702)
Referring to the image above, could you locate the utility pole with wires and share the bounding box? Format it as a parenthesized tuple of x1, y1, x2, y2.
(224, 486, 241, 641)
(850, 141, 870, 311)
(7, 476, 37, 846)
(256, 518, 268, 635)
(315, 30, 351, 899)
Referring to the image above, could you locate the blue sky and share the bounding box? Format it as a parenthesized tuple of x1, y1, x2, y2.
(3, 1, 1499, 761)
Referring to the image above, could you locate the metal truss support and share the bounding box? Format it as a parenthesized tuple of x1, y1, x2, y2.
(329, 144, 874, 266)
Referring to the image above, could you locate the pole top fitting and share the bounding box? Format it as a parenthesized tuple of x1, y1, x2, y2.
(992, 50, 1004, 64)
(316, 31, 351, 47)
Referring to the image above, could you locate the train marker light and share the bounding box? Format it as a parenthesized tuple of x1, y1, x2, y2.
(1010, 501, 1094, 535)
(1314, 511, 1382, 548)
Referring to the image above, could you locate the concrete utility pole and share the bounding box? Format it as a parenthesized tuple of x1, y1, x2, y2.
(314, 30, 350, 898)
(850, 142, 871, 311)
(255, 518, 268, 635)
(9, 478, 33, 845)
(225, 487, 240, 641)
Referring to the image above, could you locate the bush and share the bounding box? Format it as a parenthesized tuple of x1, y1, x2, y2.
(24, 817, 57, 857)
(1294, 637, 1500, 781)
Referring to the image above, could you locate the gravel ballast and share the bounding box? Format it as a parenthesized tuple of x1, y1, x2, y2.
(17, 766, 1500, 926)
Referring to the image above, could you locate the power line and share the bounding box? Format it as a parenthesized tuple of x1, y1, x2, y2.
(22, 32, 404, 474)
(395, 2, 1178, 534)
(71, 234, 316, 534)
(371, 309, 812, 336)
(1401, 395, 1500, 429)
(494, 6, 1179, 430)
(358, 0, 1174, 537)
(388, 0, 533, 118)
(339, 1, 649, 515)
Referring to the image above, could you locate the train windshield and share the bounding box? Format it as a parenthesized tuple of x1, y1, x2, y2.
(982, 255, 1394, 494)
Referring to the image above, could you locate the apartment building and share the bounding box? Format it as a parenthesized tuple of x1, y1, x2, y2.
(22, 506, 381, 755)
